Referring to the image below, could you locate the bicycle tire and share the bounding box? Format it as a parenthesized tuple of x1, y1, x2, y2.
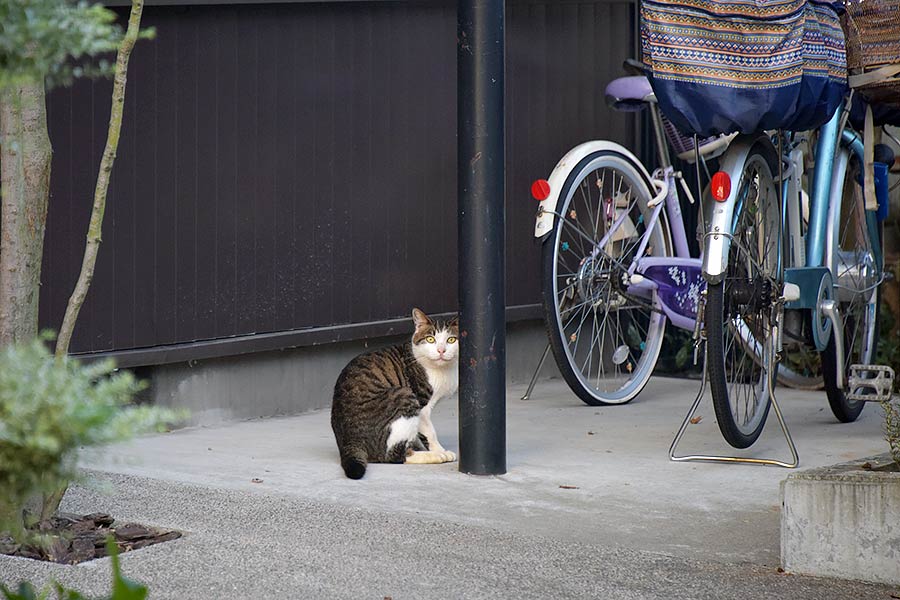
(777, 362, 824, 390)
(822, 153, 882, 422)
(705, 146, 780, 448)
(541, 150, 672, 406)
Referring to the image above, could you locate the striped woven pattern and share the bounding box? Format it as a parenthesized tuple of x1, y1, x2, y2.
(641, 0, 849, 134)
(844, 0, 900, 70)
(842, 0, 900, 107)
(642, 0, 846, 90)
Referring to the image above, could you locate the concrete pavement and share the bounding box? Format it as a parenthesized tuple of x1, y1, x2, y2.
(1, 376, 897, 598)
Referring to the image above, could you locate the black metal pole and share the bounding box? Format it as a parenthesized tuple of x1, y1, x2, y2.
(457, 0, 506, 475)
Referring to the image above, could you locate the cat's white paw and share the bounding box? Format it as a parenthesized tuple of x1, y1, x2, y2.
(405, 450, 456, 464)
(405, 451, 436, 464)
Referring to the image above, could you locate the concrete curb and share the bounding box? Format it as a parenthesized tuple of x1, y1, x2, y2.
(781, 453, 900, 585)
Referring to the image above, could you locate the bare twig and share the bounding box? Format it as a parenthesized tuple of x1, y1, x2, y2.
(54, 0, 144, 358)
(45, 0, 145, 522)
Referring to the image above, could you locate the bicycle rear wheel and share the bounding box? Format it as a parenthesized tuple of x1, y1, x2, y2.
(777, 348, 823, 390)
(706, 148, 781, 448)
(542, 150, 671, 406)
(822, 152, 882, 422)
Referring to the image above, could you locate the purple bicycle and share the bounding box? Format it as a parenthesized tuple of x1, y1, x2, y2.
(528, 61, 815, 410)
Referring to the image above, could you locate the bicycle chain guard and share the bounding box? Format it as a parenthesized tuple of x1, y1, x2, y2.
(783, 267, 833, 351)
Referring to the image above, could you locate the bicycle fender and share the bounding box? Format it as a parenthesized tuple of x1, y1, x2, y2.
(533, 141, 654, 240)
(701, 135, 770, 284)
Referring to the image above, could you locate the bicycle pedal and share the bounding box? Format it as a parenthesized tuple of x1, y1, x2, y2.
(846, 364, 895, 402)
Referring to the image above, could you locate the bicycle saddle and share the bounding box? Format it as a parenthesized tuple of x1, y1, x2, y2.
(605, 76, 655, 111)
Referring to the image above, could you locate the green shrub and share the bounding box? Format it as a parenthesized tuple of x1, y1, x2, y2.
(876, 259, 900, 467)
(0, 539, 148, 600)
(0, 335, 183, 539)
(0, 0, 122, 89)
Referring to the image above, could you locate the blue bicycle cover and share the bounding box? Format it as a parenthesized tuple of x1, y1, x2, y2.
(641, 0, 848, 136)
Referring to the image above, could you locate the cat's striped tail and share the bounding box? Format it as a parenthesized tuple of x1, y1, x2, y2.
(340, 446, 368, 479)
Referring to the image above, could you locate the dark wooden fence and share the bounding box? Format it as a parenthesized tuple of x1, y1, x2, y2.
(40, 0, 639, 365)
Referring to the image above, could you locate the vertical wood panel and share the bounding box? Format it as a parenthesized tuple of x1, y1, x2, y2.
(386, 4, 410, 319)
(272, 16, 297, 333)
(42, 0, 638, 356)
(67, 77, 98, 351)
(131, 39, 158, 348)
(195, 13, 218, 340)
(368, 4, 392, 319)
(155, 21, 178, 345)
(331, 4, 354, 327)
(234, 16, 258, 333)
(255, 9, 278, 334)
(437, 2, 458, 312)
(348, 8, 373, 324)
(293, 10, 316, 329)
(175, 15, 198, 343)
(40, 86, 69, 336)
(214, 10, 237, 338)
(318, 10, 335, 327)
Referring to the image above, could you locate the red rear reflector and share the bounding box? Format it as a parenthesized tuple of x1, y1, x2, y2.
(531, 179, 551, 201)
(711, 171, 731, 202)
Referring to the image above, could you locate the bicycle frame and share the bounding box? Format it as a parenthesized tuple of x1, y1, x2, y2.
(807, 107, 843, 268)
(533, 102, 705, 334)
(699, 101, 884, 388)
(701, 134, 770, 284)
(704, 105, 876, 289)
(627, 166, 704, 332)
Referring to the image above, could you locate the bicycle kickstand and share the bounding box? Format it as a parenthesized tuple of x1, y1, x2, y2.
(521, 343, 552, 401)
(668, 340, 799, 468)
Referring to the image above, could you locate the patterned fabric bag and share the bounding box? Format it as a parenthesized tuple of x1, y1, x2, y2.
(641, 0, 848, 136)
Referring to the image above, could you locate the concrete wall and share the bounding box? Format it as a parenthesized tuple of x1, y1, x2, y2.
(781, 454, 900, 585)
(145, 319, 559, 426)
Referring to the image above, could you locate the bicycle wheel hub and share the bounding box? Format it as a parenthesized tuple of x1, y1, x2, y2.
(834, 249, 877, 302)
(577, 256, 623, 308)
(727, 276, 772, 316)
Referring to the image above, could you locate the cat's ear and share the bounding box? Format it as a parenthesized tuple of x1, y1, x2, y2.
(412, 308, 432, 329)
(448, 315, 459, 328)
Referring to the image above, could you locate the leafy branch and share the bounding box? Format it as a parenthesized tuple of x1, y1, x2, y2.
(0, 334, 183, 541)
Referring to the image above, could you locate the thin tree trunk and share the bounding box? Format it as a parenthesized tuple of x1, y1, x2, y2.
(55, 0, 144, 358)
(42, 0, 146, 524)
(0, 82, 52, 346)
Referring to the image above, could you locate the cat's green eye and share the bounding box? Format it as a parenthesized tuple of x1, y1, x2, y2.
(425, 336, 436, 344)
(447, 337, 457, 344)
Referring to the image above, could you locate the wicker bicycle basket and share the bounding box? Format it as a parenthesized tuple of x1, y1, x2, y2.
(842, 0, 900, 105)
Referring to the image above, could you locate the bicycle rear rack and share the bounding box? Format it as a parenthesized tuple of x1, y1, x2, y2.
(668, 341, 799, 468)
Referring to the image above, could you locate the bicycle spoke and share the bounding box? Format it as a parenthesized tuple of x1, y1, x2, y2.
(547, 154, 667, 405)
(582, 309, 602, 375)
(579, 175, 597, 241)
(561, 218, 598, 255)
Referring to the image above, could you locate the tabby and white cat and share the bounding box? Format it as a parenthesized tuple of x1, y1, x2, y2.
(330, 308, 459, 479)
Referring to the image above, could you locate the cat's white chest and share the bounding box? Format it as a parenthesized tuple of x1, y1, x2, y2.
(424, 364, 458, 406)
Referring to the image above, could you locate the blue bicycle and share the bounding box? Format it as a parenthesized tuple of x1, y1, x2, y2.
(699, 103, 889, 448)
